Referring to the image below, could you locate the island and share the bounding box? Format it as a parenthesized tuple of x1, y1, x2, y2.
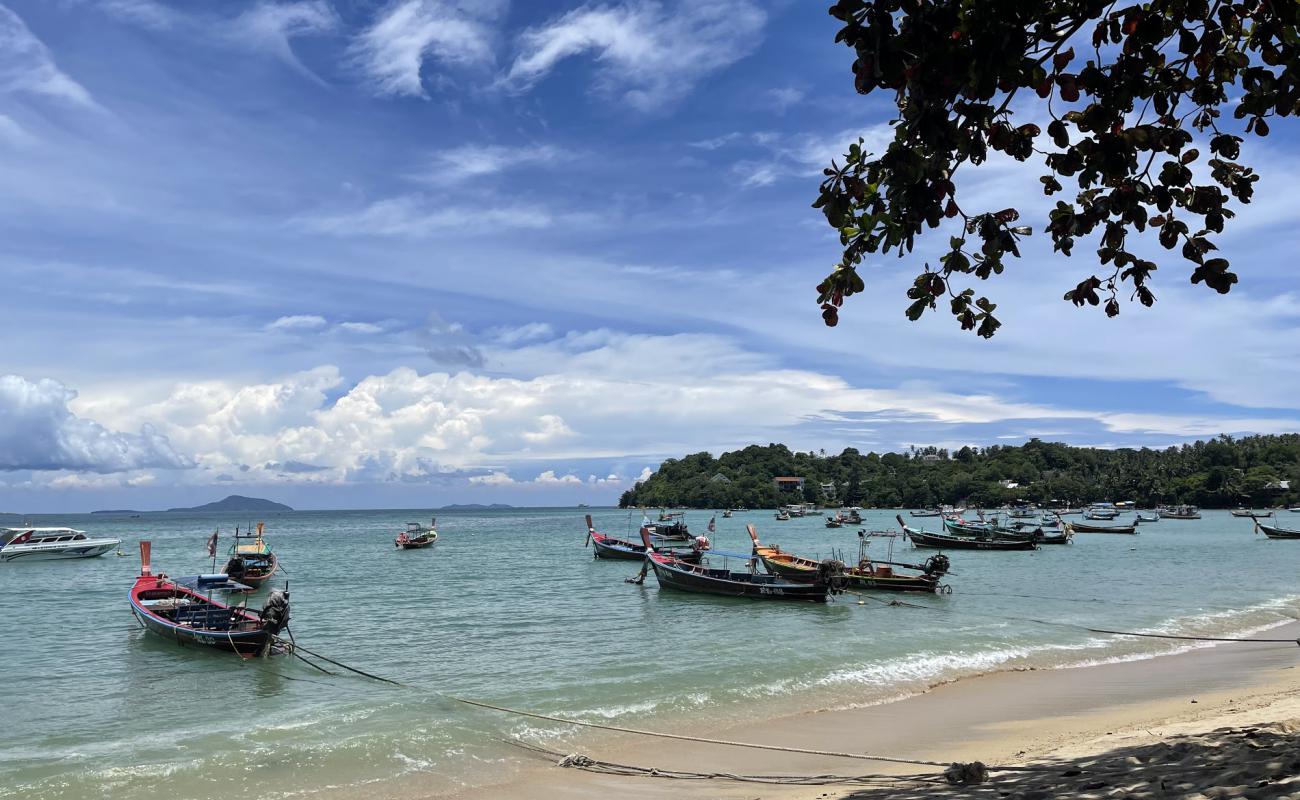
(166, 495, 293, 513)
(439, 503, 515, 510)
(91, 509, 144, 515)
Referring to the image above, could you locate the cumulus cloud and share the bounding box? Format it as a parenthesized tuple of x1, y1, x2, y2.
(534, 469, 582, 485)
(338, 321, 383, 334)
(0, 375, 190, 473)
(0, 4, 99, 108)
(506, 0, 767, 111)
(350, 0, 503, 97)
(228, 1, 339, 84)
(267, 314, 328, 331)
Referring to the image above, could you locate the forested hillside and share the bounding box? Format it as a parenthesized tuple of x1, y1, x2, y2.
(618, 437, 1300, 510)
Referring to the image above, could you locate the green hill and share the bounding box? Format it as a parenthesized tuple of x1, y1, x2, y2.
(619, 436, 1300, 510)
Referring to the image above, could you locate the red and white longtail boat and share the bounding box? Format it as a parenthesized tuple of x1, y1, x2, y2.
(129, 541, 290, 658)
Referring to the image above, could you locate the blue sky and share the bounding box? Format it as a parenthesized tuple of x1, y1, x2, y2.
(1, 0, 1298, 512)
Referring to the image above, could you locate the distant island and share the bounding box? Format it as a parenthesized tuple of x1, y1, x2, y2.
(166, 495, 293, 513)
(439, 503, 514, 510)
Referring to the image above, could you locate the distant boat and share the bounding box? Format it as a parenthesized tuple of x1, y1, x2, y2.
(396, 518, 438, 549)
(1065, 520, 1138, 534)
(909, 509, 942, 518)
(774, 509, 791, 521)
(129, 541, 290, 658)
(721, 509, 733, 518)
(1135, 511, 1160, 522)
(824, 514, 843, 528)
(1161, 505, 1201, 520)
(1231, 508, 1272, 518)
(0, 527, 121, 562)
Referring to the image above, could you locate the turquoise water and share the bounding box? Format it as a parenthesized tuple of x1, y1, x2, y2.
(2, 507, 1298, 799)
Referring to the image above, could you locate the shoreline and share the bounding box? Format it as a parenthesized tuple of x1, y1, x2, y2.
(445, 619, 1300, 799)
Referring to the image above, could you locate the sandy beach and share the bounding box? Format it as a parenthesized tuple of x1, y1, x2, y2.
(449, 621, 1300, 799)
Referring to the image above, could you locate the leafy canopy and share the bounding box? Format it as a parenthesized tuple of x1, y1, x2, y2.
(814, 0, 1298, 336)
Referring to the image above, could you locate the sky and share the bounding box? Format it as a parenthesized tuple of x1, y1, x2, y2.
(0, 0, 1298, 512)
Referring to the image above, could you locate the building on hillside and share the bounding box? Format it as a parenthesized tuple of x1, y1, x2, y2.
(710, 472, 732, 484)
(998, 479, 1021, 490)
(1265, 479, 1291, 491)
(819, 481, 837, 498)
(918, 453, 941, 464)
(773, 476, 805, 493)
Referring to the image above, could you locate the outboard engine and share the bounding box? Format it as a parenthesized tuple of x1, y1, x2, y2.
(817, 559, 847, 593)
(223, 556, 246, 580)
(260, 588, 291, 635)
(923, 554, 951, 577)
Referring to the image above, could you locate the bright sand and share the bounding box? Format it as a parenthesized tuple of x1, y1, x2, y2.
(448, 620, 1300, 799)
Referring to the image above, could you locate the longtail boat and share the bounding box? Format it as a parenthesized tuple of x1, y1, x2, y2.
(1161, 505, 1201, 519)
(222, 523, 278, 589)
(909, 509, 942, 517)
(1231, 508, 1273, 518)
(748, 525, 950, 592)
(635, 528, 833, 602)
(1254, 519, 1300, 540)
(1064, 520, 1137, 534)
(129, 541, 290, 658)
(396, 518, 438, 549)
(897, 516, 1037, 551)
(584, 516, 702, 562)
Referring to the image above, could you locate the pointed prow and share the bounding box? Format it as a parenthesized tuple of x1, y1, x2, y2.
(139, 540, 152, 577)
(746, 523, 760, 545)
(639, 526, 653, 549)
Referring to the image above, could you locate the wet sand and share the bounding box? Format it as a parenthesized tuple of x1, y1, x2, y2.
(447, 621, 1300, 799)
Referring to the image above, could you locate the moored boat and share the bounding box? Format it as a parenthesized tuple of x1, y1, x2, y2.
(897, 516, 1037, 550)
(0, 527, 121, 562)
(1135, 511, 1160, 523)
(396, 518, 438, 549)
(749, 525, 950, 592)
(1065, 520, 1138, 534)
(1253, 519, 1300, 540)
(1231, 508, 1272, 518)
(909, 508, 942, 518)
(635, 528, 834, 601)
(1161, 504, 1201, 520)
(585, 516, 702, 562)
(129, 542, 290, 658)
(222, 523, 278, 588)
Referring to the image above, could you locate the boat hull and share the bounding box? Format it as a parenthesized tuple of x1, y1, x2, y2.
(0, 540, 119, 561)
(1258, 523, 1300, 540)
(648, 557, 827, 601)
(906, 529, 1037, 550)
(591, 535, 647, 560)
(760, 556, 939, 592)
(1067, 522, 1137, 534)
(130, 579, 273, 658)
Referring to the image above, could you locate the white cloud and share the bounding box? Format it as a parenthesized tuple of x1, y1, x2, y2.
(766, 87, 803, 113)
(534, 469, 582, 485)
(350, 0, 502, 98)
(411, 143, 567, 186)
(0, 4, 99, 108)
(268, 314, 328, 331)
(295, 194, 567, 237)
(506, 0, 766, 111)
(469, 470, 514, 485)
(338, 321, 383, 334)
(492, 322, 553, 345)
(0, 375, 190, 473)
(229, 1, 339, 85)
(95, 0, 182, 30)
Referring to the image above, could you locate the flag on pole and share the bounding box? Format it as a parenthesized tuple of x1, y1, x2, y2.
(207, 530, 218, 558)
(707, 515, 716, 533)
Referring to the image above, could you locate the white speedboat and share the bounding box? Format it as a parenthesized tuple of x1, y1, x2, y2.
(0, 527, 122, 562)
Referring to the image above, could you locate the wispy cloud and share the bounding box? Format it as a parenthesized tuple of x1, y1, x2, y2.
(350, 0, 503, 98)
(295, 194, 560, 236)
(95, 0, 181, 30)
(338, 321, 383, 334)
(229, 1, 339, 85)
(0, 4, 99, 108)
(410, 143, 568, 185)
(267, 314, 328, 331)
(506, 0, 766, 111)
(766, 86, 803, 114)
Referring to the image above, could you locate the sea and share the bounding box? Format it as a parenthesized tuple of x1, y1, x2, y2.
(2, 507, 1298, 799)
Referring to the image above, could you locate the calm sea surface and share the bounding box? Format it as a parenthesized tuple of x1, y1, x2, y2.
(2, 507, 1298, 798)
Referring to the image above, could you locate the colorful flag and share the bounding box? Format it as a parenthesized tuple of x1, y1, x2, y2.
(206, 530, 218, 558)
(707, 515, 716, 533)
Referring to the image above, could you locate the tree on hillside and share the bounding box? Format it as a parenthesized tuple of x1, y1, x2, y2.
(814, 0, 1297, 336)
